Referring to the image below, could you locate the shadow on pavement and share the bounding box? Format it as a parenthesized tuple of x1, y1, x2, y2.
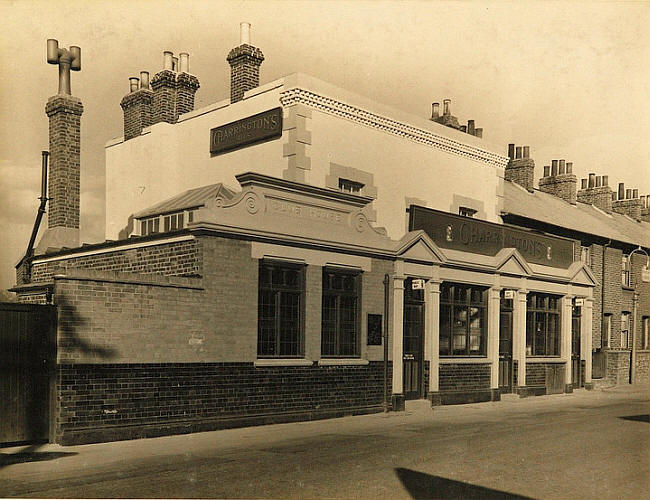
(395, 468, 532, 500)
(0, 443, 77, 469)
(619, 414, 650, 423)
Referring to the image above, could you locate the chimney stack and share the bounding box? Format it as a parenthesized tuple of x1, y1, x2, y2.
(505, 143, 535, 192)
(577, 171, 614, 213)
(227, 22, 265, 103)
(121, 72, 154, 140)
(38, 39, 84, 251)
(612, 183, 644, 220)
(539, 156, 577, 204)
(150, 50, 200, 124)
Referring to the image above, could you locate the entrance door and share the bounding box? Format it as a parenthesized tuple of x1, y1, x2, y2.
(499, 293, 514, 393)
(403, 279, 425, 400)
(572, 305, 582, 388)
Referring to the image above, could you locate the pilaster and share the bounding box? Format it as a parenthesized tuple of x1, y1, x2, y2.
(561, 295, 574, 391)
(391, 272, 405, 411)
(487, 288, 501, 390)
(425, 280, 440, 396)
(514, 289, 528, 395)
(582, 298, 594, 388)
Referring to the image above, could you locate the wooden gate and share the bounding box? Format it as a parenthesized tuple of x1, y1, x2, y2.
(0, 303, 56, 444)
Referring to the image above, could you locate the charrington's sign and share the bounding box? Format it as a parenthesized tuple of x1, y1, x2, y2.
(409, 205, 575, 269)
(210, 107, 283, 156)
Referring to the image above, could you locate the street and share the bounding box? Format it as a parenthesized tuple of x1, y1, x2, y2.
(1, 387, 648, 499)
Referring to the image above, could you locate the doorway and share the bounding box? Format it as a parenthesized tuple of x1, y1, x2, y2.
(572, 304, 582, 388)
(499, 292, 514, 393)
(403, 278, 425, 400)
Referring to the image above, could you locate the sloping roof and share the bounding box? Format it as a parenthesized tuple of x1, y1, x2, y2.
(502, 181, 650, 248)
(133, 183, 237, 219)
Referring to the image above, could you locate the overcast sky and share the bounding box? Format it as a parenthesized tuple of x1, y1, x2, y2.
(1, 0, 649, 291)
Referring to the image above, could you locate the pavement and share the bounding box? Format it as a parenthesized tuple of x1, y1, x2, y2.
(1, 384, 649, 499)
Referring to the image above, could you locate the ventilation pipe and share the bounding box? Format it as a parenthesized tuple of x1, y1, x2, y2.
(23, 151, 50, 282)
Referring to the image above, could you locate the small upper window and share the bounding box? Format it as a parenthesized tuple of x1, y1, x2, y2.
(164, 212, 185, 232)
(140, 217, 160, 236)
(459, 206, 477, 218)
(621, 255, 631, 287)
(338, 178, 364, 194)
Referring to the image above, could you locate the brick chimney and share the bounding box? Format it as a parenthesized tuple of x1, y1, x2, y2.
(150, 51, 200, 124)
(505, 144, 535, 192)
(538, 159, 577, 204)
(227, 23, 264, 103)
(612, 182, 644, 220)
(430, 101, 482, 137)
(576, 173, 613, 213)
(641, 195, 650, 222)
(120, 71, 153, 140)
(37, 39, 83, 251)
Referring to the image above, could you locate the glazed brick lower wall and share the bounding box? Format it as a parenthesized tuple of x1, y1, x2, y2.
(56, 361, 391, 444)
(439, 363, 490, 391)
(29, 238, 202, 284)
(525, 362, 554, 387)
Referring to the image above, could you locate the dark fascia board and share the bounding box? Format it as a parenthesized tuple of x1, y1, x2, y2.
(235, 172, 374, 207)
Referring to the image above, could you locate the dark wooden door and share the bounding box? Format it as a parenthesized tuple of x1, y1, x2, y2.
(403, 280, 424, 400)
(572, 306, 582, 388)
(499, 310, 514, 393)
(0, 303, 56, 444)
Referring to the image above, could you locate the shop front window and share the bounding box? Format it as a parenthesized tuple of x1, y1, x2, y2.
(526, 293, 561, 356)
(257, 261, 305, 357)
(440, 283, 486, 356)
(322, 268, 361, 357)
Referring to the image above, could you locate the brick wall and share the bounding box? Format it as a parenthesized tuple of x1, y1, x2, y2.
(227, 44, 264, 103)
(505, 158, 534, 192)
(636, 351, 649, 384)
(176, 73, 200, 116)
(151, 70, 177, 124)
(539, 174, 577, 204)
(525, 362, 548, 387)
(45, 95, 83, 229)
(55, 361, 389, 444)
(29, 237, 202, 285)
(439, 363, 490, 391)
(605, 350, 630, 385)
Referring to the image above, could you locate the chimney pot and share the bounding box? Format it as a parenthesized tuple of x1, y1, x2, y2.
(179, 53, 189, 73)
(163, 51, 173, 70)
(581, 178, 587, 189)
(595, 176, 602, 187)
(508, 144, 515, 159)
(588, 173, 595, 188)
(443, 99, 451, 116)
(559, 159, 566, 175)
(459, 125, 467, 133)
(240, 22, 251, 45)
(566, 162, 573, 174)
(618, 182, 625, 200)
(139, 71, 150, 89)
(474, 128, 482, 138)
(172, 56, 179, 71)
(129, 77, 139, 93)
(544, 165, 550, 177)
(633, 188, 639, 199)
(467, 120, 475, 135)
(515, 146, 522, 159)
(551, 160, 558, 176)
(523, 146, 530, 158)
(431, 102, 440, 119)
(602, 175, 608, 186)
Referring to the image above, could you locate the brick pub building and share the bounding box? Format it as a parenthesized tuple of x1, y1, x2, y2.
(9, 25, 646, 445)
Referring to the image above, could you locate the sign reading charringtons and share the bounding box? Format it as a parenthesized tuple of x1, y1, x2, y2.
(210, 107, 283, 156)
(409, 205, 575, 269)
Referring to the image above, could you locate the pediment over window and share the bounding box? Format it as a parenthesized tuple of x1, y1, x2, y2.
(567, 261, 598, 286)
(395, 230, 446, 264)
(494, 248, 532, 276)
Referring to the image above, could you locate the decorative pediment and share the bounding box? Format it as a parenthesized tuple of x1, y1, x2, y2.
(494, 248, 532, 276)
(195, 172, 394, 253)
(567, 261, 598, 287)
(395, 230, 446, 264)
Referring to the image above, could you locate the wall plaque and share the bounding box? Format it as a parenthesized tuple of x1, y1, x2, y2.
(210, 107, 283, 156)
(409, 205, 575, 269)
(367, 314, 383, 346)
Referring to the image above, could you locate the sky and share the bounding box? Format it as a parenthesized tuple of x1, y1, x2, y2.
(1, 0, 649, 291)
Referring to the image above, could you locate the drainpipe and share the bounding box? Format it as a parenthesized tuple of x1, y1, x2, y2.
(628, 246, 650, 384)
(601, 240, 611, 349)
(383, 274, 390, 412)
(24, 151, 50, 282)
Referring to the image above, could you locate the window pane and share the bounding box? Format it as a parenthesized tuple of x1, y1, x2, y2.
(258, 290, 276, 356)
(178, 213, 184, 229)
(470, 288, 483, 304)
(535, 312, 546, 355)
(456, 286, 468, 304)
(547, 313, 559, 355)
(279, 292, 300, 356)
(321, 295, 337, 356)
(441, 283, 451, 302)
(452, 306, 467, 355)
(322, 270, 359, 356)
(164, 216, 170, 232)
(440, 304, 451, 355)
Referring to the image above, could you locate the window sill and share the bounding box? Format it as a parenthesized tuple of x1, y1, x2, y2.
(254, 358, 314, 367)
(439, 357, 489, 364)
(318, 358, 369, 366)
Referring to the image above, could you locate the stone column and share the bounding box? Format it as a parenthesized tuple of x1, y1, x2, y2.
(391, 275, 405, 411)
(514, 290, 528, 395)
(561, 295, 574, 392)
(582, 298, 594, 389)
(425, 280, 441, 404)
(487, 288, 501, 400)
